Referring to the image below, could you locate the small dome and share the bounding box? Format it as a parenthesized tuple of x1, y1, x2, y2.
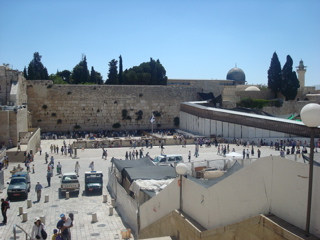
(245, 86, 260, 91)
(226, 67, 246, 82)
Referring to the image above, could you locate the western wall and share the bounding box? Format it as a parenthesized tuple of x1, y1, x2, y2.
(26, 80, 202, 132)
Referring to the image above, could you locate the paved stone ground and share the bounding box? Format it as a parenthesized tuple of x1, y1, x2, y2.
(0, 138, 307, 240)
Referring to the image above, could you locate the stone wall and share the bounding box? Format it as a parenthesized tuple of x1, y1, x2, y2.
(0, 107, 28, 147)
(0, 66, 27, 106)
(167, 79, 234, 97)
(27, 81, 201, 132)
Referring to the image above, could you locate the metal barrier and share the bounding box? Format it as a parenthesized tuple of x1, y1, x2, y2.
(13, 224, 32, 240)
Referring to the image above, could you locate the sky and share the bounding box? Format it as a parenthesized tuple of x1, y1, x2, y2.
(1, 0, 319, 87)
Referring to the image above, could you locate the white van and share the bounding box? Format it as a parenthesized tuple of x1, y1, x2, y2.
(151, 154, 184, 166)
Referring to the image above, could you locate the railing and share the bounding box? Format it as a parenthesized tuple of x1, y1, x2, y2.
(13, 224, 31, 240)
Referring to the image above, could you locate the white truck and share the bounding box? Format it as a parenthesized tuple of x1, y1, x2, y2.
(60, 172, 80, 196)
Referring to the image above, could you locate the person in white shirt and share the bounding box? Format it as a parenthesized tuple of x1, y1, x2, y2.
(31, 217, 46, 240)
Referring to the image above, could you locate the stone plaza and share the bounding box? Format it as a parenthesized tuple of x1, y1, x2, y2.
(0, 137, 305, 240)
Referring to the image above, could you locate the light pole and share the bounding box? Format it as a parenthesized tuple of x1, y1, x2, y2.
(300, 103, 320, 236)
(176, 163, 188, 211)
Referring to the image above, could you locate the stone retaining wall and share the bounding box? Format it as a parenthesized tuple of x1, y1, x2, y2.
(27, 81, 201, 132)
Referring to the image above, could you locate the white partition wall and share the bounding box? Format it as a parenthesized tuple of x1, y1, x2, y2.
(199, 118, 205, 136)
(223, 122, 229, 138)
(139, 157, 320, 237)
(216, 121, 223, 136)
(204, 119, 210, 136)
(140, 178, 180, 230)
(228, 123, 235, 138)
(248, 126, 256, 139)
(234, 124, 242, 138)
(210, 120, 216, 136)
(180, 111, 302, 140)
(262, 129, 270, 138)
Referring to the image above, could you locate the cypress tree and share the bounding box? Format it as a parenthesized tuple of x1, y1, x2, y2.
(280, 55, 300, 100)
(267, 52, 282, 98)
(71, 55, 90, 84)
(90, 66, 97, 84)
(118, 55, 123, 85)
(106, 59, 118, 84)
(23, 67, 28, 79)
(26, 52, 48, 80)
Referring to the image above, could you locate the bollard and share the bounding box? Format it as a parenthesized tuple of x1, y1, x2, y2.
(66, 192, 70, 199)
(19, 207, 23, 215)
(109, 206, 113, 215)
(103, 194, 108, 203)
(27, 199, 32, 208)
(111, 198, 116, 207)
(45, 194, 49, 202)
(40, 216, 46, 224)
(92, 213, 98, 223)
(22, 212, 28, 222)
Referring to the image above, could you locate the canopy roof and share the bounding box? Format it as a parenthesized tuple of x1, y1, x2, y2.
(111, 157, 155, 172)
(124, 166, 177, 182)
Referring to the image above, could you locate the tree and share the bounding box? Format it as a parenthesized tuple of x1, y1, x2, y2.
(267, 52, 282, 98)
(71, 55, 89, 84)
(90, 67, 104, 84)
(123, 58, 167, 85)
(49, 74, 68, 84)
(280, 55, 300, 100)
(90, 66, 97, 84)
(106, 59, 118, 84)
(118, 55, 123, 85)
(57, 70, 71, 84)
(26, 52, 49, 80)
(23, 67, 28, 79)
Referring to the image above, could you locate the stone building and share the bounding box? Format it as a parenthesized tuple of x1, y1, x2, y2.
(0, 66, 28, 147)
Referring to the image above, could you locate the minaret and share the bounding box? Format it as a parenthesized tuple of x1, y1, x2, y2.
(296, 60, 306, 88)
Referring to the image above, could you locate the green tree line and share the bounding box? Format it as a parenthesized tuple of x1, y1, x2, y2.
(24, 52, 167, 85)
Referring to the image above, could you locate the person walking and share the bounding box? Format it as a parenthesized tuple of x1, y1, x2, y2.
(57, 162, 62, 175)
(258, 149, 261, 158)
(35, 182, 43, 202)
(31, 217, 46, 240)
(46, 170, 52, 187)
(75, 161, 80, 177)
(188, 151, 191, 162)
(57, 214, 70, 240)
(62, 213, 74, 240)
(89, 161, 94, 171)
(1, 198, 8, 224)
(45, 152, 49, 164)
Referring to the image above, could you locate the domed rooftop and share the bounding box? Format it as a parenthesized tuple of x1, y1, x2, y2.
(226, 67, 246, 82)
(245, 86, 260, 91)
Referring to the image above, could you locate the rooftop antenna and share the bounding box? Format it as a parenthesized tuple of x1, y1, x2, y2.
(235, 63, 237, 68)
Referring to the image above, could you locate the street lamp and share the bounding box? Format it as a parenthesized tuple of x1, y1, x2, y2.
(176, 163, 188, 211)
(300, 103, 320, 236)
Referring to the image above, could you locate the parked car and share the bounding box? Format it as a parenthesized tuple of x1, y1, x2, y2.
(151, 154, 184, 166)
(85, 171, 103, 195)
(60, 172, 80, 196)
(7, 171, 31, 200)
